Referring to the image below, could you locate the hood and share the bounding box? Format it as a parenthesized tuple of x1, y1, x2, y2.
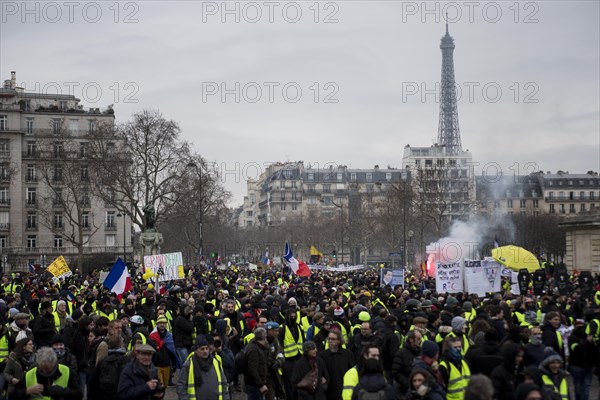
(358, 373, 388, 392)
(501, 342, 522, 368)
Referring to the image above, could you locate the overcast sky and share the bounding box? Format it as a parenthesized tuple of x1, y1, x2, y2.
(2, 1, 599, 205)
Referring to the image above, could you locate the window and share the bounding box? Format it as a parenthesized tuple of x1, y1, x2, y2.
(0, 139, 8, 153)
(27, 235, 37, 248)
(0, 211, 8, 229)
(558, 191, 564, 200)
(54, 188, 63, 205)
(26, 165, 36, 181)
(106, 211, 116, 228)
(308, 184, 316, 193)
(0, 164, 8, 180)
(88, 120, 96, 133)
(307, 173, 314, 182)
(323, 184, 331, 193)
(80, 142, 87, 158)
(580, 191, 585, 200)
(0, 188, 8, 204)
(82, 212, 90, 228)
(519, 190, 524, 198)
(53, 236, 63, 248)
(80, 166, 89, 181)
(82, 235, 90, 247)
(292, 203, 297, 211)
(283, 169, 292, 179)
(549, 204, 555, 213)
(26, 188, 36, 205)
(52, 119, 62, 134)
(366, 184, 374, 193)
(590, 192, 595, 200)
(592, 204, 596, 209)
(580, 204, 586, 212)
(548, 181, 553, 186)
(27, 213, 36, 229)
(532, 190, 538, 198)
(53, 142, 64, 158)
(533, 199, 539, 208)
(280, 192, 285, 201)
(59, 100, 67, 110)
(53, 166, 63, 182)
(337, 173, 343, 182)
(53, 213, 63, 229)
(0, 115, 7, 131)
(0, 236, 6, 248)
(106, 190, 115, 205)
(291, 192, 298, 201)
(386, 172, 392, 181)
(569, 204, 576, 213)
(280, 203, 286, 211)
(105, 234, 116, 247)
(520, 199, 526, 208)
(560, 204, 565, 213)
(106, 142, 115, 155)
(366, 173, 372, 182)
(246, 211, 253, 217)
(27, 142, 36, 157)
(507, 199, 513, 208)
(548, 192, 554, 200)
(351, 173, 356, 182)
(68, 119, 79, 135)
(26, 118, 34, 134)
(81, 190, 90, 205)
(494, 201, 500, 209)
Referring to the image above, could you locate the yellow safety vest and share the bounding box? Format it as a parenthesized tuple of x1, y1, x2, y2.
(26, 364, 70, 400)
(244, 332, 255, 346)
(585, 319, 600, 342)
(342, 366, 358, 400)
(0, 333, 9, 363)
(440, 360, 471, 400)
(100, 310, 118, 321)
(542, 375, 568, 400)
(283, 325, 303, 358)
(301, 316, 311, 333)
(127, 333, 147, 351)
(186, 356, 227, 400)
(52, 313, 62, 332)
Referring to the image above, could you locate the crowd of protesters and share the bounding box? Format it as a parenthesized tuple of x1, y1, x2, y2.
(0, 264, 598, 400)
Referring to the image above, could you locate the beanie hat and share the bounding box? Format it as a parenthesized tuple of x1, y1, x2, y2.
(446, 296, 459, 307)
(462, 301, 473, 312)
(156, 315, 168, 324)
(195, 335, 209, 348)
(334, 307, 345, 317)
(9, 308, 19, 318)
(51, 334, 65, 345)
(358, 311, 371, 322)
(451, 316, 467, 332)
(40, 301, 52, 311)
(540, 347, 562, 369)
(302, 341, 317, 353)
(421, 340, 439, 358)
(72, 309, 84, 321)
(14, 312, 30, 321)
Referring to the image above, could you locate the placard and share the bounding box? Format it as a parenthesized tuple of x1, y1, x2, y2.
(380, 268, 405, 288)
(464, 259, 501, 296)
(143, 252, 185, 282)
(436, 262, 463, 293)
(47, 256, 72, 278)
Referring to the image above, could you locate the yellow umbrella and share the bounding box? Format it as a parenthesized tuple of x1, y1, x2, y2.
(491, 245, 540, 273)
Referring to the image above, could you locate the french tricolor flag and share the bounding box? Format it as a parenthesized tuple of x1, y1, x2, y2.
(283, 241, 311, 277)
(103, 257, 132, 300)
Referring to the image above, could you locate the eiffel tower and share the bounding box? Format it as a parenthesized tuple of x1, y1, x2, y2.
(437, 14, 462, 155)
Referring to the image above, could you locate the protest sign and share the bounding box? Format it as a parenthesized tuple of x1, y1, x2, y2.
(436, 262, 463, 293)
(143, 252, 185, 282)
(47, 256, 72, 279)
(381, 268, 405, 288)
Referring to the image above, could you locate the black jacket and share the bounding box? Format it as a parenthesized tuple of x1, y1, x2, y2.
(173, 315, 194, 349)
(350, 373, 396, 400)
(244, 339, 270, 388)
(465, 340, 504, 377)
(291, 355, 329, 400)
(117, 360, 163, 400)
(32, 312, 56, 347)
(490, 343, 524, 400)
(319, 347, 355, 400)
(392, 342, 421, 394)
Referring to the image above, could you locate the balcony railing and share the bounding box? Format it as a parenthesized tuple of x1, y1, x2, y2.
(0, 223, 9, 230)
(105, 224, 117, 231)
(0, 199, 10, 206)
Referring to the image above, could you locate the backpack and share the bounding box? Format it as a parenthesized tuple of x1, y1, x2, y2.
(234, 347, 247, 374)
(97, 353, 129, 399)
(357, 388, 386, 400)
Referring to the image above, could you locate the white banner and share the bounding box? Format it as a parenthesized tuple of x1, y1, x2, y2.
(510, 271, 521, 295)
(464, 259, 502, 296)
(308, 264, 366, 272)
(143, 252, 184, 282)
(436, 262, 463, 293)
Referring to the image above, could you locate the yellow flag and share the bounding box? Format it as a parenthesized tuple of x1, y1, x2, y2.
(310, 245, 323, 257)
(47, 256, 72, 278)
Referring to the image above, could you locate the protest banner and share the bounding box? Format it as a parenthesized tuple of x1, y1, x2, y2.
(436, 262, 463, 293)
(143, 252, 185, 282)
(464, 259, 502, 296)
(381, 268, 405, 288)
(47, 256, 72, 279)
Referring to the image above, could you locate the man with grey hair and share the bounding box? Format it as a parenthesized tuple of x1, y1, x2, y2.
(17, 346, 82, 399)
(244, 327, 271, 400)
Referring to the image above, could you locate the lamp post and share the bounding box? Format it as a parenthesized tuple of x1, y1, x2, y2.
(321, 197, 343, 266)
(117, 212, 127, 264)
(377, 177, 412, 268)
(187, 162, 203, 263)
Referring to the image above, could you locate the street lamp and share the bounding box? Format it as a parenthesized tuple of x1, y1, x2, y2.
(321, 197, 343, 266)
(117, 212, 127, 264)
(377, 179, 412, 268)
(187, 162, 203, 263)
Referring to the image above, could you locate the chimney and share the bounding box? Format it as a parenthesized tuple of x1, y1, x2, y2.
(10, 71, 16, 89)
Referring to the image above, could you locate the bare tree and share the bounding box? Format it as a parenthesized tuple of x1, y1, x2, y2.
(88, 110, 194, 231)
(34, 119, 102, 270)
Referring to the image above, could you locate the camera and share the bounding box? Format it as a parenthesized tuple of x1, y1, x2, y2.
(214, 340, 222, 348)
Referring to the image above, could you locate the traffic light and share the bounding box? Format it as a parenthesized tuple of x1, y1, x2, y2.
(210, 252, 218, 258)
(332, 250, 337, 259)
